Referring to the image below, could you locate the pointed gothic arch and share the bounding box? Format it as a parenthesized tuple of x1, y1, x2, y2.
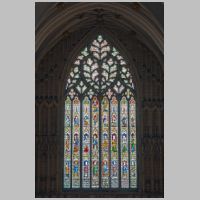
(61, 28, 141, 94)
(63, 34, 139, 190)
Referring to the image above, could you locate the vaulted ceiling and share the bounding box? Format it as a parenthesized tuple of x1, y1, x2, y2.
(35, 2, 164, 29)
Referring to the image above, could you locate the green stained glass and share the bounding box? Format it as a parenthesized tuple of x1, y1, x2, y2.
(120, 97, 129, 188)
(82, 97, 90, 188)
(129, 97, 137, 188)
(101, 97, 110, 188)
(65, 35, 135, 94)
(91, 96, 99, 188)
(110, 96, 119, 188)
(64, 97, 71, 188)
(72, 97, 80, 188)
(64, 34, 137, 189)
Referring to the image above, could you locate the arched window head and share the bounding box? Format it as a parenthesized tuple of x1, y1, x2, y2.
(66, 35, 134, 96)
(64, 35, 137, 189)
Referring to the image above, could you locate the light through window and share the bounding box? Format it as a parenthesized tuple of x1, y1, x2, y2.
(64, 35, 137, 189)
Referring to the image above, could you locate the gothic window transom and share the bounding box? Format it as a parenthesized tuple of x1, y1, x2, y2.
(64, 35, 137, 189)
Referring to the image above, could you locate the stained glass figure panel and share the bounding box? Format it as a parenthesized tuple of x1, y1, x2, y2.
(64, 34, 137, 190)
(82, 97, 91, 188)
(129, 97, 137, 188)
(91, 96, 99, 188)
(72, 97, 80, 188)
(64, 97, 71, 188)
(101, 97, 110, 188)
(120, 97, 129, 188)
(110, 96, 119, 188)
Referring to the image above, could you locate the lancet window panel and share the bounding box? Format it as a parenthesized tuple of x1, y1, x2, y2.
(64, 35, 137, 189)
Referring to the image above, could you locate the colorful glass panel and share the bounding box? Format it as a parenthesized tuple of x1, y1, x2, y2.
(129, 97, 137, 188)
(64, 35, 137, 189)
(82, 97, 90, 188)
(110, 96, 119, 188)
(101, 96, 110, 188)
(64, 97, 71, 188)
(120, 97, 129, 188)
(72, 97, 80, 188)
(66, 35, 134, 94)
(91, 96, 99, 188)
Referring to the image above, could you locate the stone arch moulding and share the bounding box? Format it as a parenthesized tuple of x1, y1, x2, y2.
(60, 27, 144, 193)
(35, 3, 163, 68)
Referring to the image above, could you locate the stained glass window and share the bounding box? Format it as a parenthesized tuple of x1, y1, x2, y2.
(64, 35, 137, 189)
(120, 97, 129, 188)
(72, 96, 80, 188)
(101, 96, 109, 188)
(91, 96, 99, 188)
(82, 97, 90, 188)
(110, 96, 119, 188)
(64, 97, 71, 188)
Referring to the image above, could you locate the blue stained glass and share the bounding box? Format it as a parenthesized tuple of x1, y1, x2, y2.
(64, 35, 137, 189)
